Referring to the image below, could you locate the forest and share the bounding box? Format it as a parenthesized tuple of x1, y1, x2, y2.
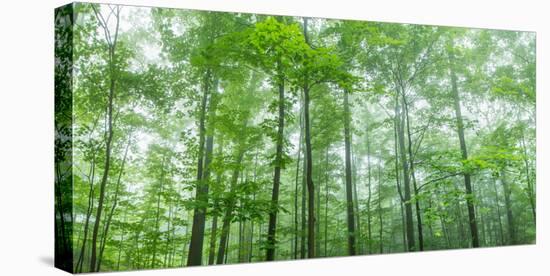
(54, 3, 536, 273)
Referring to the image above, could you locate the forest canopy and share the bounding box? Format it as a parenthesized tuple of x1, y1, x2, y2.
(54, 2, 536, 273)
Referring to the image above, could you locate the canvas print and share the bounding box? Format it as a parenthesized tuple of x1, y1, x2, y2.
(55, 2, 536, 273)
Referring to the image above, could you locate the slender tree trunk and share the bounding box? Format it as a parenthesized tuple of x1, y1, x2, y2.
(399, 202, 407, 251)
(207, 140, 224, 265)
(451, 181, 467, 247)
(476, 179, 487, 246)
(76, 153, 96, 273)
(97, 136, 131, 271)
(342, 89, 357, 256)
(293, 111, 303, 259)
(402, 93, 424, 251)
(396, 90, 415, 252)
(216, 150, 245, 264)
(164, 202, 174, 267)
(315, 160, 323, 257)
(365, 122, 373, 254)
(207, 199, 219, 265)
(492, 178, 505, 245)
(187, 72, 216, 266)
(324, 147, 329, 257)
(239, 209, 244, 262)
(224, 223, 231, 263)
(520, 131, 536, 225)
(89, 6, 120, 271)
(448, 43, 480, 248)
(116, 213, 126, 270)
(352, 147, 362, 254)
(501, 169, 516, 244)
(249, 151, 259, 262)
(181, 216, 190, 266)
(302, 17, 316, 258)
(266, 72, 285, 261)
(377, 157, 383, 254)
(300, 141, 307, 259)
(393, 102, 407, 252)
(150, 159, 166, 268)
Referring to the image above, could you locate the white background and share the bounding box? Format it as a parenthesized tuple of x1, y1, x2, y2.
(0, 0, 548, 275)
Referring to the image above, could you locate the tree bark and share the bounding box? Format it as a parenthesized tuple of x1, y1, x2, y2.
(207, 199, 219, 265)
(448, 44, 480, 248)
(294, 106, 304, 259)
(365, 122, 372, 254)
(324, 147, 329, 257)
(396, 90, 416, 252)
(300, 140, 307, 258)
(266, 71, 285, 261)
(344, 90, 355, 256)
(520, 130, 536, 225)
(216, 150, 245, 264)
(89, 5, 120, 272)
(377, 156, 383, 254)
(76, 151, 96, 273)
(401, 92, 424, 251)
(501, 169, 516, 244)
(187, 70, 214, 266)
(150, 158, 166, 268)
(97, 136, 131, 271)
(302, 17, 316, 258)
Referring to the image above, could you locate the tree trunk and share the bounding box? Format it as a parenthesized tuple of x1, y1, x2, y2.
(150, 159, 166, 268)
(396, 90, 415, 252)
(448, 43, 480, 248)
(249, 150, 259, 262)
(324, 147, 329, 257)
(393, 102, 407, 252)
(207, 199, 219, 265)
(89, 6, 120, 271)
(352, 146, 362, 254)
(401, 92, 424, 251)
(187, 70, 215, 266)
(315, 159, 323, 256)
(76, 152, 96, 273)
(342, 89, 357, 255)
(116, 213, 126, 270)
(97, 136, 131, 270)
(302, 17, 316, 258)
(365, 122, 373, 254)
(300, 140, 307, 259)
(164, 202, 174, 267)
(520, 130, 536, 225)
(501, 169, 516, 244)
(208, 140, 224, 265)
(216, 150, 245, 264)
(266, 72, 285, 261)
(492, 178, 505, 245)
(377, 156, 383, 254)
(293, 110, 303, 259)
